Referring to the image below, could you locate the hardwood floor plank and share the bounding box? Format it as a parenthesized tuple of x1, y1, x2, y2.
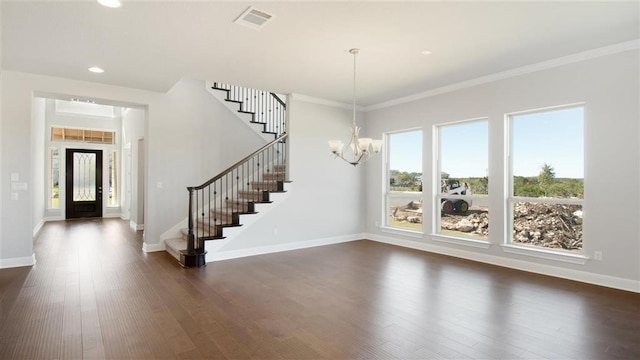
(0, 219, 638, 359)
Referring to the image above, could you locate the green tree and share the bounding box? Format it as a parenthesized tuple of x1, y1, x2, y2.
(514, 176, 541, 197)
(538, 163, 555, 196)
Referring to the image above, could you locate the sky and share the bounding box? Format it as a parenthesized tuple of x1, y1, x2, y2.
(388, 106, 584, 179)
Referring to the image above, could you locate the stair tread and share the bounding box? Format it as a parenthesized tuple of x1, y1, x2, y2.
(199, 235, 226, 241)
(166, 237, 186, 248)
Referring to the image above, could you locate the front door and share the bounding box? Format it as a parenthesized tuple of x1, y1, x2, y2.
(66, 149, 103, 218)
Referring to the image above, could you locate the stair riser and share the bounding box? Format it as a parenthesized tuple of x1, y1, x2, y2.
(237, 191, 269, 202)
(225, 201, 254, 212)
(210, 211, 239, 225)
(251, 182, 281, 191)
(181, 227, 222, 240)
(263, 173, 286, 181)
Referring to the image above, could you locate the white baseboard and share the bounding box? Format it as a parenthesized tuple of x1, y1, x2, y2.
(0, 253, 36, 269)
(366, 233, 640, 293)
(130, 220, 144, 231)
(142, 242, 165, 253)
(32, 220, 45, 238)
(208, 233, 364, 262)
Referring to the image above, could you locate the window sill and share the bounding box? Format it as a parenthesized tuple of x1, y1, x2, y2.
(380, 226, 424, 239)
(431, 234, 491, 249)
(501, 244, 589, 265)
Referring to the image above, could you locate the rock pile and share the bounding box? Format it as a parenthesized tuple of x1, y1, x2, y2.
(512, 202, 582, 250)
(441, 212, 488, 237)
(393, 201, 583, 251)
(391, 201, 422, 223)
(440, 203, 582, 251)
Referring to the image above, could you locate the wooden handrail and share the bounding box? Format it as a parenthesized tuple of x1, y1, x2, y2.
(188, 133, 288, 191)
(270, 93, 286, 109)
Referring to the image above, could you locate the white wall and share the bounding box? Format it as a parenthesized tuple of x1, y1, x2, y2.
(0, 71, 261, 265)
(121, 108, 145, 224)
(31, 98, 46, 235)
(364, 49, 640, 290)
(0, 2, 4, 265)
(217, 98, 366, 254)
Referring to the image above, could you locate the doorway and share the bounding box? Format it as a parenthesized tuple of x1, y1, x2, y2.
(65, 149, 103, 218)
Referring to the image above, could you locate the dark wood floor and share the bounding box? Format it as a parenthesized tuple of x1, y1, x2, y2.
(0, 219, 638, 359)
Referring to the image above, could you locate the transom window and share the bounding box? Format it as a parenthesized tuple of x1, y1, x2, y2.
(51, 127, 115, 144)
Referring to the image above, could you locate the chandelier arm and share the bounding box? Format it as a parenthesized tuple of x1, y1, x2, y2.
(333, 153, 357, 166)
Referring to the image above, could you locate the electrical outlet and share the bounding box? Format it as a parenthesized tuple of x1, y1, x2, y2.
(593, 251, 603, 261)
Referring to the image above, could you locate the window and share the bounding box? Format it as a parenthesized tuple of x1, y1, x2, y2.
(508, 105, 584, 254)
(385, 129, 423, 231)
(108, 151, 118, 207)
(49, 148, 60, 209)
(435, 119, 489, 241)
(51, 127, 115, 144)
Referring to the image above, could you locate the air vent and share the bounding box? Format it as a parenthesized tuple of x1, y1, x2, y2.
(234, 6, 274, 30)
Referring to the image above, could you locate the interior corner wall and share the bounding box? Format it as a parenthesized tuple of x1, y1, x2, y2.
(364, 49, 640, 289)
(217, 98, 365, 253)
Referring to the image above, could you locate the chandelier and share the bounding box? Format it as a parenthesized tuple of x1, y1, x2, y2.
(328, 48, 383, 166)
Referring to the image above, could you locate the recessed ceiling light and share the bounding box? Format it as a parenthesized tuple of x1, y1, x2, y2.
(420, 50, 433, 55)
(97, 0, 122, 8)
(88, 66, 105, 73)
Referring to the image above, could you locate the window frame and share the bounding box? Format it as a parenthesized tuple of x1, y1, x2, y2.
(47, 147, 61, 210)
(504, 103, 588, 263)
(432, 117, 491, 248)
(382, 127, 424, 235)
(107, 150, 119, 207)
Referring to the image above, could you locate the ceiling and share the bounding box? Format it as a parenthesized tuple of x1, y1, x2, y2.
(2, 1, 639, 106)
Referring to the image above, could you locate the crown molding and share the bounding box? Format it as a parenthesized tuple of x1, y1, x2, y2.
(365, 39, 640, 112)
(290, 93, 366, 111)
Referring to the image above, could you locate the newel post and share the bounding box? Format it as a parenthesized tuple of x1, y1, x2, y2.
(180, 187, 207, 268)
(187, 187, 195, 253)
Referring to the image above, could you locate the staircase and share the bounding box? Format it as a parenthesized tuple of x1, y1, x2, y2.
(164, 83, 289, 267)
